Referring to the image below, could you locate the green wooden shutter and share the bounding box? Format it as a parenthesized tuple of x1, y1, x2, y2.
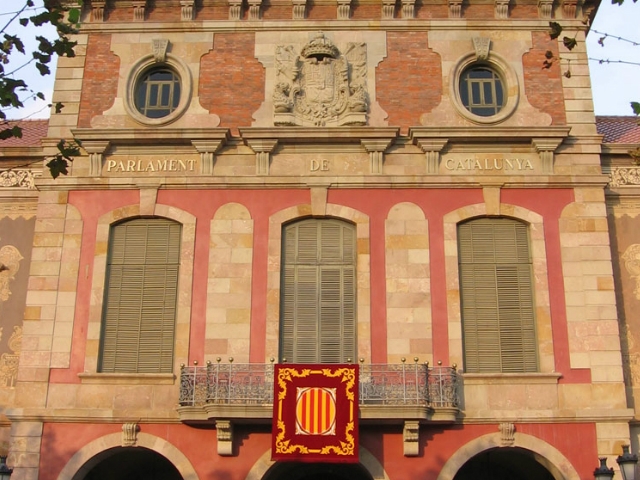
(280, 219, 357, 364)
(99, 219, 181, 373)
(458, 218, 537, 373)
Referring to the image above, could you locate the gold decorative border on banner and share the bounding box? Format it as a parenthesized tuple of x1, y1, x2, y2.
(274, 366, 357, 458)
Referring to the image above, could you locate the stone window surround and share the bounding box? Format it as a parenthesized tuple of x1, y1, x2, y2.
(443, 203, 555, 373)
(449, 51, 519, 125)
(82, 202, 196, 380)
(124, 53, 193, 127)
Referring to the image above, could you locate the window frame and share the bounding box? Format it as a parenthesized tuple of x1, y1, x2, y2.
(124, 54, 192, 126)
(457, 217, 539, 374)
(98, 218, 182, 374)
(450, 52, 519, 125)
(279, 218, 358, 364)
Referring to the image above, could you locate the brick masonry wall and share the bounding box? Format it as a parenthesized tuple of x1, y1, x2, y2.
(376, 31, 442, 129)
(199, 33, 266, 133)
(77, 34, 119, 128)
(522, 31, 567, 125)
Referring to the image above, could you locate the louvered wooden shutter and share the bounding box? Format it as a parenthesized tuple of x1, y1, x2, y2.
(458, 218, 537, 373)
(280, 219, 356, 363)
(99, 219, 181, 373)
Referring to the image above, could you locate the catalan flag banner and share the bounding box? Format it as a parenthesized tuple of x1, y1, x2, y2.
(272, 364, 359, 463)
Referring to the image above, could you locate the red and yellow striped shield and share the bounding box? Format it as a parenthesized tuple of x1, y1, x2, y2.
(295, 387, 337, 435)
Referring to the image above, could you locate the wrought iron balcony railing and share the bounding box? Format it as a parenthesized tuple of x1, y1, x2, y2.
(179, 361, 460, 418)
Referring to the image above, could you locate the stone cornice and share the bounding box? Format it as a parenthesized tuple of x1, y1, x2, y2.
(71, 128, 231, 146)
(238, 127, 400, 145)
(410, 125, 571, 145)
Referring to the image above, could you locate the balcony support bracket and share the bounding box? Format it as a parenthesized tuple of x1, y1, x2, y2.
(403, 420, 420, 456)
(216, 419, 234, 456)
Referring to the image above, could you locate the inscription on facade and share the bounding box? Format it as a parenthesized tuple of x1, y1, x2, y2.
(444, 158, 535, 172)
(310, 160, 330, 172)
(106, 159, 197, 173)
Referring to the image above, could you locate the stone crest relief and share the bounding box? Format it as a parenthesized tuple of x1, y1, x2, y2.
(273, 33, 368, 127)
(0, 326, 21, 387)
(622, 243, 640, 300)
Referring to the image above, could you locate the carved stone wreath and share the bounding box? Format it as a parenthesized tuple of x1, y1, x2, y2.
(273, 33, 368, 127)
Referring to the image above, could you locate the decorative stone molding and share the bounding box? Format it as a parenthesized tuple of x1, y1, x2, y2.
(152, 39, 170, 63)
(181, 0, 195, 20)
(132, 0, 146, 21)
(92, 1, 106, 22)
(0, 243, 23, 302)
(216, 420, 233, 456)
(337, 0, 352, 19)
(472, 37, 491, 61)
(401, 0, 415, 17)
(82, 140, 110, 177)
(229, 0, 243, 19)
(622, 244, 640, 300)
(245, 139, 278, 175)
(292, 0, 307, 18)
(248, 0, 262, 19)
(272, 34, 367, 127)
(362, 139, 393, 174)
(414, 139, 448, 174)
(495, 0, 509, 18)
(538, 0, 553, 17)
(532, 137, 563, 173)
(499, 423, 515, 446)
(0, 170, 37, 189)
(562, 0, 577, 17)
(403, 421, 420, 457)
(382, 0, 395, 18)
(448, 0, 462, 17)
(122, 423, 140, 447)
(610, 167, 640, 187)
(192, 139, 228, 175)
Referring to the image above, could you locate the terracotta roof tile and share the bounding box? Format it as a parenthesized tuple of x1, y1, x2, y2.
(0, 120, 49, 148)
(596, 116, 640, 144)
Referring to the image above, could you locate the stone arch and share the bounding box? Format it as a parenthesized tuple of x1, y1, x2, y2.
(85, 202, 196, 373)
(437, 432, 580, 480)
(58, 432, 199, 480)
(245, 446, 389, 480)
(265, 203, 371, 362)
(442, 203, 553, 372)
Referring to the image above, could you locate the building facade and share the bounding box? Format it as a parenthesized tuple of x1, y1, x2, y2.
(1, 0, 639, 478)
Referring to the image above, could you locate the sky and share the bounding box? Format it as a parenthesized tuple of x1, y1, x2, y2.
(0, 0, 638, 120)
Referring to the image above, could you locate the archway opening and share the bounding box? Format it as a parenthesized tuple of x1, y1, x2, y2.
(263, 461, 374, 480)
(74, 447, 183, 480)
(453, 447, 555, 480)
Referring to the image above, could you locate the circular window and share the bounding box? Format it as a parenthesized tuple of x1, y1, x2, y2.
(459, 66, 505, 117)
(450, 52, 519, 125)
(124, 54, 192, 126)
(134, 67, 181, 119)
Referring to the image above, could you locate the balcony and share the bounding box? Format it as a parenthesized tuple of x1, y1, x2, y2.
(177, 360, 460, 425)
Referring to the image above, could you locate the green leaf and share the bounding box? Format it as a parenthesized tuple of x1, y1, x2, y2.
(631, 102, 640, 116)
(549, 22, 563, 40)
(563, 36, 577, 50)
(54, 102, 64, 113)
(0, 126, 23, 140)
(19, 18, 29, 26)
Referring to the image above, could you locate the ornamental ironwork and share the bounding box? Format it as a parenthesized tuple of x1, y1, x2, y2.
(179, 361, 460, 408)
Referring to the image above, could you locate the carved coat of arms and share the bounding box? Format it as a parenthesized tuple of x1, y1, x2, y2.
(273, 33, 368, 127)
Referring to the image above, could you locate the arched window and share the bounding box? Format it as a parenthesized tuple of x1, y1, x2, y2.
(99, 218, 181, 373)
(458, 217, 537, 373)
(280, 219, 357, 363)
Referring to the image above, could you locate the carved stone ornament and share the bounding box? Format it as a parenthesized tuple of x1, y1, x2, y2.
(448, 0, 462, 17)
(273, 33, 368, 127)
(403, 420, 420, 456)
(538, 0, 553, 18)
(152, 39, 170, 63)
(472, 37, 491, 61)
(622, 244, 640, 301)
(610, 167, 640, 187)
(0, 326, 21, 388)
(92, 1, 106, 22)
(499, 422, 515, 446)
(133, 1, 146, 21)
(0, 170, 37, 189)
(122, 423, 140, 447)
(495, 0, 509, 18)
(0, 243, 23, 302)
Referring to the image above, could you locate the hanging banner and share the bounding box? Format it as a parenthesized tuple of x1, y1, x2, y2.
(272, 364, 359, 463)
